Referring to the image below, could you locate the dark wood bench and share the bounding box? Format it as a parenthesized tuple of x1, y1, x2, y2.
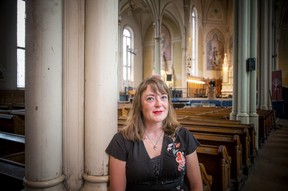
(179, 118, 256, 163)
(0, 114, 14, 133)
(0, 158, 25, 190)
(193, 132, 245, 190)
(175, 107, 232, 119)
(199, 162, 213, 191)
(178, 115, 241, 124)
(0, 113, 25, 135)
(0, 131, 25, 157)
(197, 144, 231, 191)
(0, 131, 25, 190)
(183, 122, 252, 176)
(257, 109, 274, 145)
(0, 90, 25, 110)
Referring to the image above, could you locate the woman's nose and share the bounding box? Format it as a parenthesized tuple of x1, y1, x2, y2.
(154, 97, 162, 106)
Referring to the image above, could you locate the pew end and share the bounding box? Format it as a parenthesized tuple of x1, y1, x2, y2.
(197, 144, 231, 191)
(199, 162, 213, 191)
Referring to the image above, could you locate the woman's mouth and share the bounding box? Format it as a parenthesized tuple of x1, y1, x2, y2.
(153, 111, 163, 114)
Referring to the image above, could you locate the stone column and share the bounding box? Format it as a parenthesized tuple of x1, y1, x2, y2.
(154, 19, 161, 75)
(230, 0, 239, 120)
(24, 0, 65, 190)
(62, 0, 85, 190)
(182, 3, 189, 93)
(118, 15, 122, 98)
(249, 0, 259, 151)
(236, 0, 249, 124)
(81, 0, 118, 191)
(268, 0, 273, 110)
(259, 1, 269, 110)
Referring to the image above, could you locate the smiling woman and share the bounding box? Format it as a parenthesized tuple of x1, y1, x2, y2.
(106, 75, 203, 191)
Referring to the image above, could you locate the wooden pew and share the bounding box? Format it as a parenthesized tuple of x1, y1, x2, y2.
(0, 114, 14, 133)
(193, 132, 244, 190)
(118, 103, 131, 118)
(178, 115, 242, 124)
(257, 109, 274, 145)
(0, 131, 25, 158)
(118, 116, 126, 129)
(199, 163, 213, 191)
(0, 112, 25, 135)
(175, 107, 232, 119)
(0, 89, 25, 110)
(183, 123, 251, 176)
(0, 158, 25, 191)
(197, 144, 231, 191)
(0, 130, 25, 190)
(179, 117, 256, 163)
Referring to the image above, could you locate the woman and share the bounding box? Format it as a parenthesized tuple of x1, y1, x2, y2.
(106, 76, 203, 191)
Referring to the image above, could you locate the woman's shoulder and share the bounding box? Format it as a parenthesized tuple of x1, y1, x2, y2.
(106, 131, 134, 160)
(111, 131, 130, 143)
(113, 131, 138, 146)
(113, 131, 124, 138)
(176, 126, 190, 135)
(169, 126, 192, 142)
(175, 126, 200, 151)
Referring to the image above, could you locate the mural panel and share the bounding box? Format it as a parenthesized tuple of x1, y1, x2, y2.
(206, 32, 224, 70)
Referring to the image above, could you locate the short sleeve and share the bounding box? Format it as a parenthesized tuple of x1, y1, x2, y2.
(177, 127, 200, 155)
(105, 132, 129, 161)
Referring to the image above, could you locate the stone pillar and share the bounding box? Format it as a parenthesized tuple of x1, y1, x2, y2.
(154, 19, 161, 75)
(62, 0, 85, 190)
(249, 0, 259, 151)
(230, 0, 239, 120)
(182, 2, 189, 91)
(82, 0, 118, 191)
(118, 15, 122, 98)
(236, 0, 249, 124)
(259, 1, 269, 110)
(24, 0, 65, 190)
(267, 0, 273, 110)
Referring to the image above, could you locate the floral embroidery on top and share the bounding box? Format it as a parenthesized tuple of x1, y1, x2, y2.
(176, 151, 185, 171)
(167, 137, 186, 172)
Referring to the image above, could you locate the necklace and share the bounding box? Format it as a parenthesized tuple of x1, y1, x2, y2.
(144, 130, 164, 150)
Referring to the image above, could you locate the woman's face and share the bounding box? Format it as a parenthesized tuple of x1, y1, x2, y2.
(141, 85, 169, 126)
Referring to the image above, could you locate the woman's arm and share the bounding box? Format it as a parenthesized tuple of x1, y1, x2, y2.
(186, 150, 203, 191)
(109, 155, 126, 191)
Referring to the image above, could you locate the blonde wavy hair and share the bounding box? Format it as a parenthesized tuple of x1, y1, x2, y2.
(120, 75, 180, 141)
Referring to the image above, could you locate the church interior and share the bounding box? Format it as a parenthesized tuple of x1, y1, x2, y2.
(0, 0, 288, 190)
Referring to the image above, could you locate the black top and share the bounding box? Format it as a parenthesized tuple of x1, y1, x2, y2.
(105, 127, 200, 191)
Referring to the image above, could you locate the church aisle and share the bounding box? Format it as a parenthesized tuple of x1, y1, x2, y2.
(241, 119, 288, 191)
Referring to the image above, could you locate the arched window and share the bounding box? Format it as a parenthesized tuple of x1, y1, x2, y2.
(122, 27, 135, 88)
(191, 8, 198, 76)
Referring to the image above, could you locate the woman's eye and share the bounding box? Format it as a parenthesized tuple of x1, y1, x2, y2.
(146, 97, 154, 102)
(161, 95, 168, 100)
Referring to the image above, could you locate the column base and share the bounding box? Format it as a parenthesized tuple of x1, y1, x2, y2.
(236, 112, 249, 124)
(23, 175, 66, 191)
(81, 173, 109, 191)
